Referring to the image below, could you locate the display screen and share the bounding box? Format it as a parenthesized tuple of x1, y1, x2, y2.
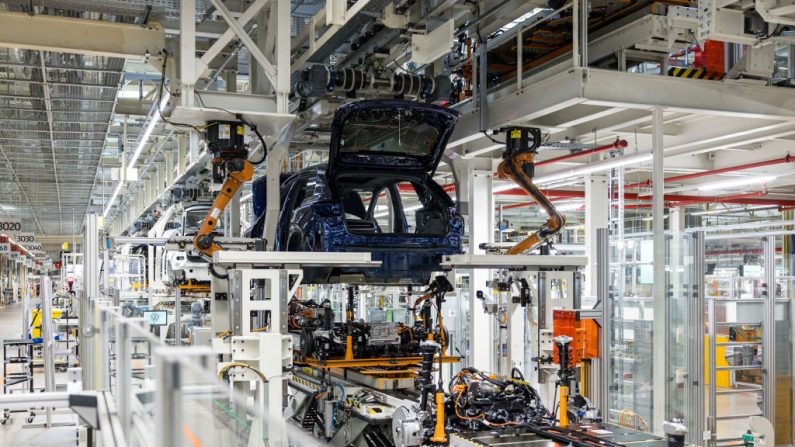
(143, 310, 168, 327)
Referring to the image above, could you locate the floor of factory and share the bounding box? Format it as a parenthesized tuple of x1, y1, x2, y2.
(0, 302, 78, 447)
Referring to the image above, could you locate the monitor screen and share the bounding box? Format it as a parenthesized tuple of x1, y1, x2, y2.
(143, 310, 168, 327)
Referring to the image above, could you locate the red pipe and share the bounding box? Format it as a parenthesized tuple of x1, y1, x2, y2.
(495, 188, 795, 206)
(667, 190, 768, 207)
(625, 154, 793, 189)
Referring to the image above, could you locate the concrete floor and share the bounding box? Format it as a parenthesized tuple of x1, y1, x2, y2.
(0, 302, 78, 447)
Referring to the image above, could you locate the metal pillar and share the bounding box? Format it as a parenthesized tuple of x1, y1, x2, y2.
(691, 232, 705, 445)
(763, 236, 776, 421)
(585, 175, 608, 299)
(83, 214, 99, 390)
(469, 167, 495, 371)
(651, 106, 666, 433)
(596, 227, 610, 417)
(179, 0, 196, 107)
(264, 145, 287, 248)
(85, 214, 99, 301)
(40, 276, 55, 427)
(174, 287, 182, 347)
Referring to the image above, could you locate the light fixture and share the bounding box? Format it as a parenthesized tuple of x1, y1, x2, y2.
(128, 90, 171, 168)
(697, 175, 776, 192)
(105, 91, 171, 220)
(102, 182, 124, 218)
(691, 205, 776, 216)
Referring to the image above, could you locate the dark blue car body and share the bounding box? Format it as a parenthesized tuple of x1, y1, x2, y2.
(249, 100, 463, 285)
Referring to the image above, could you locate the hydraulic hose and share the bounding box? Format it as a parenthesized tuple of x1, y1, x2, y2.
(497, 151, 566, 255)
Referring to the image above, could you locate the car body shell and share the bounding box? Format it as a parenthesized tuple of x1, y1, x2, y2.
(250, 100, 463, 285)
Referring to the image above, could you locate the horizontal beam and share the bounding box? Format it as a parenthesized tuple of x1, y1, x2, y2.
(0, 11, 165, 60)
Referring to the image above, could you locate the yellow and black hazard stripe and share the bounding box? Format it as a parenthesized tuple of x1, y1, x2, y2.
(668, 67, 724, 80)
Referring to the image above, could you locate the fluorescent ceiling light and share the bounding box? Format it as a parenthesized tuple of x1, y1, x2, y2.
(691, 205, 776, 216)
(554, 202, 584, 212)
(641, 215, 669, 221)
(697, 175, 776, 191)
(128, 91, 170, 168)
(102, 182, 124, 218)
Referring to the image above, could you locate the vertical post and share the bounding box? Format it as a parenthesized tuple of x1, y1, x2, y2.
(174, 287, 182, 347)
(264, 145, 287, 249)
(580, 0, 588, 67)
(585, 175, 608, 299)
(180, 0, 196, 107)
(597, 228, 610, 417)
(84, 214, 99, 390)
(116, 322, 131, 446)
(692, 232, 705, 445)
(572, 0, 579, 68)
(516, 26, 523, 91)
(40, 276, 55, 427)
(707, 293, 717, 447)
(651, 106, 666, 433)
(478, 41, 488, 132)
(85, 214, 99, 301)
(275, 0, 291, 113)
(469, 166, 495, 371)
(155, 351, 181, 447)
(102, 240, 109, 293)
(763, 236, 776, 421)
(98, 310, 110, 390)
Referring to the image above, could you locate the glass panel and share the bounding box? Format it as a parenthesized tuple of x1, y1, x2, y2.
(667, 233, 696, 427)
(607, 236, 654, 429)
(705, 237, 767, 443)
(775, 244, 794, 445)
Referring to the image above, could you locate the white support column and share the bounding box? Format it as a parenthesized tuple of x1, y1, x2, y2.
(85, 214, 99, 302)
(469, 167, 495, 371)
(274, 0, 290, 113)
(179, 0, 196, 106)
(584, 174, 608, 301)
(651, 106, 666, 433)
(264, 145, 287, 248)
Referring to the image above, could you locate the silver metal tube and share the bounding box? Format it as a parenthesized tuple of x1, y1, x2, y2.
(763, 236, 776, 421)
(693, 232, 706, 445)
(651, 106, 666, 430)
(174, 288, 181, 347)
(597, 227, 610, 418)
(0, 391, 71, 410)
(516, 26, 523, 91)
(572, 0, 579, 68)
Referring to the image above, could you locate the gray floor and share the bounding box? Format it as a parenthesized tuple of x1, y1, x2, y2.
(0, 301, 79, 447)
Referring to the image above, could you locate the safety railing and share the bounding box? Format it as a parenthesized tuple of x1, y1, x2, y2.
(81, 297, 323, 447)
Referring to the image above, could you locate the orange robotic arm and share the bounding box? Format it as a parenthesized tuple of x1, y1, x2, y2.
(497, 128, 566, 255)
(193, 159, 254, 256)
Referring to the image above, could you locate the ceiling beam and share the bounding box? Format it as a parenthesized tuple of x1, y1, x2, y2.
(0, 10, 164, 60)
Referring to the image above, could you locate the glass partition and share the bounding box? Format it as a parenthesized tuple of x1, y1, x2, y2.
(85, 298, 322, 447)
(607, 236, 655, 429)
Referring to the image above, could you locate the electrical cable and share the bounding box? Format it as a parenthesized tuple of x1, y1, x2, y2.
(209, 264, 229, 280)
(218, 362, 268, 382)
